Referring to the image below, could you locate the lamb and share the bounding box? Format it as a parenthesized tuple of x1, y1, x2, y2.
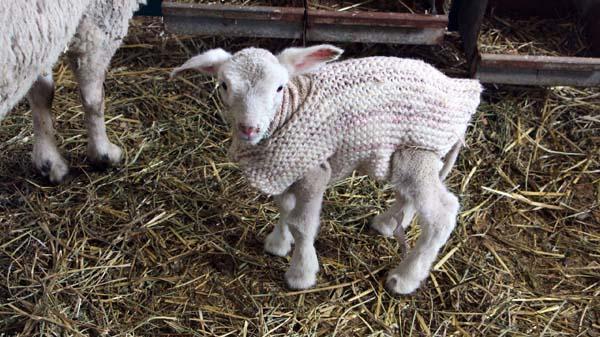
(0, 0, 146, 183)
(172, 45, 482, 294)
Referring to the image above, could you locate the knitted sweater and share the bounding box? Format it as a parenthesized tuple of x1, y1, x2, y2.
(230, 57, 483, 195)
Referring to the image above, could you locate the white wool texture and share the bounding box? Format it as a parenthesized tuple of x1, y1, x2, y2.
(0, 0, 145, 120)
(230, 57, 483, 195)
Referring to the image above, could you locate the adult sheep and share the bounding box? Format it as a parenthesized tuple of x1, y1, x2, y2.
(1, 0, 146, 183)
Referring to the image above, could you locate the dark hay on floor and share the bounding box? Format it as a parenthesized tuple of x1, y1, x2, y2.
(0, 17, 598, 337)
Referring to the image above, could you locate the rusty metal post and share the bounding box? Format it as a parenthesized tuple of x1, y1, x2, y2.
(448, 0, 488, 74)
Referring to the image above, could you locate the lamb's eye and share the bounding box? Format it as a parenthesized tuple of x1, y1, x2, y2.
(277, 85, 283, 92)
(220, 82, 227, 91)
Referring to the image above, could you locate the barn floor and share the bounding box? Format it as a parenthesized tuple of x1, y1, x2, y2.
(1, 17, 598, 337)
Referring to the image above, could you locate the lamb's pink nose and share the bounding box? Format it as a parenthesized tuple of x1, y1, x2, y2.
(238, 124, 258, 137)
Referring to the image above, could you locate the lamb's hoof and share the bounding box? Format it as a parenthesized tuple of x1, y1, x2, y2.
(88, 142, 122, 168)
(370, 213, 397, 237)
(385, 270, 421, 295)
(264, 233, 292, 257)
(285, 269, 317, 290)
(33, 153, 69, 184)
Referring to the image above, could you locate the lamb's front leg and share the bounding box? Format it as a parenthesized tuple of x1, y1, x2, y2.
(264, 193, 296, 257)
(284, 162, 331, 289)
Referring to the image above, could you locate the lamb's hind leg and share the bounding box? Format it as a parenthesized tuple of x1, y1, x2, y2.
(68, 20, 122, 167)
(264, 192, 296, 257)
(26, 73, 69, 183)
(385, 150, 459, 295)
(371, 192, 416, 237)
(284, 162, 331, 289)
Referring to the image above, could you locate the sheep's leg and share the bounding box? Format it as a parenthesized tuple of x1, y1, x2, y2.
(386, 151, 459, 295)
(371, 192, 416, 237)
(284, 162, 331, 289)
(264, 193, 296, 257)
(26, 73, 69, 183)
(72, 55, 122, 166)
(68, 23, 122, 167)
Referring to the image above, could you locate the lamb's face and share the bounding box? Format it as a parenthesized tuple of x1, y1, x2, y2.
(171, 45, 343, 145)
(218, 49, 289, 145)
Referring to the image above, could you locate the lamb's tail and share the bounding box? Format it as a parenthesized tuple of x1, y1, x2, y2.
(440, 141, 462, 181)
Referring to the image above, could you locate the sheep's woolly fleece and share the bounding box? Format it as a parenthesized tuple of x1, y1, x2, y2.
(230, 57, 483, 195)
(0, 0, 146, 120)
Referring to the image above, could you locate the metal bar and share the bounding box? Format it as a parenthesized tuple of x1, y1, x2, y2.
(476, 53, 600, 86)
(306, 10, 447, 28)
(165, 16, 303, 40)
(163, 2, 447, 28)
(162, 3, 304, 21)
(162, 2, 448, 45)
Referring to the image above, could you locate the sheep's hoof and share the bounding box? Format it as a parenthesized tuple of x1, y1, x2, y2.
(88, 142, 122, 168)
(285, 269, 317, 290)
(33, 152, 69, 184)
(370, 213, 397, 237)
(385, 270, 421, 295)
(264, 233, 292, 257)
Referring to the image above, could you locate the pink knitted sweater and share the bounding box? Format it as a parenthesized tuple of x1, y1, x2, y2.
(229, 57, 483, 195)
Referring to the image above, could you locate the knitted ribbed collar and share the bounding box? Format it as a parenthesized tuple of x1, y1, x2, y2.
(268, 74, 313, 138)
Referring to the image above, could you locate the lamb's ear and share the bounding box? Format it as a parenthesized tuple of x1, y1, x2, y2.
(170, 48, 232, 79)
(277, 44, 343, 76)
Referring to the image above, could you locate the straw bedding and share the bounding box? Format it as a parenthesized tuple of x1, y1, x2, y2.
(479, 14, 590, 56)
(0, 15, 598, 337)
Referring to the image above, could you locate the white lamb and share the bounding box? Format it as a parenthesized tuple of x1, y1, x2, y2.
(1, 0, 146, 183)
(172, 45, 482, 294)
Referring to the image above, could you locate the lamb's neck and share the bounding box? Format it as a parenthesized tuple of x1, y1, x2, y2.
(267, 75, 313, 135)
